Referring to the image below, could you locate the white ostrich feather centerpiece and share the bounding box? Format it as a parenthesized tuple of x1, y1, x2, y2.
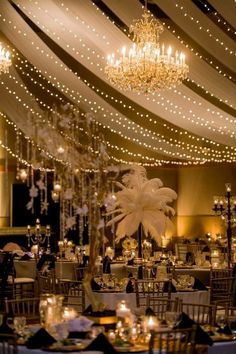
(106, 166, 177, 245)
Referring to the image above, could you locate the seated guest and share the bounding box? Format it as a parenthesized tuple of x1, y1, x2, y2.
(102, 247, 114, 274)
(37, 254, 56, 273)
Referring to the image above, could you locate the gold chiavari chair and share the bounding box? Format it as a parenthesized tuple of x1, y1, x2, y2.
(0, 333, 17, 354)
(135, 279, 172, 308)
(209, 276, 236, 304)
(4, 297, 40, 323)
(58, 280, 85, 314)
(210, 268, 233, 279)
(146, 297, 182, 320)
(148, 326, 197, 354)
(182, 302, 216, 326)
(37, 270, 57, 295)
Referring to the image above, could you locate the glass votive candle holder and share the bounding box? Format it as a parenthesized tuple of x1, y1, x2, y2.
(107, 329, 116, 343)
(142, 315, 159, 333)
(116, 300, 131, 324)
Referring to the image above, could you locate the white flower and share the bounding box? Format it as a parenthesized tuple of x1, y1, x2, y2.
(66, 216, 76, 229)
(106, 166, 177, 245)
(29, 185, 38, 198)
(64, 188, 73, 200)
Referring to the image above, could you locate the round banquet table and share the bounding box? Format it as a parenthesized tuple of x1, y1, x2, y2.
(16, 339, 236, 354)
(86, 290, 209, 310)
(174, 267, 210, 286)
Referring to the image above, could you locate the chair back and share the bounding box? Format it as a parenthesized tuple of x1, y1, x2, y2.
(4, 297, 40, 323)
(148, 326, 196, 354)
(0, 333, 17, 354)
(38, 270, 57, 294)
(210, 268, 232, 279)
(182, 302, 216, 325)
(135, 279, 171, 308)
(210, 276, 236, 304)
(58, 280, 85, 314)
(147, 297, 182, 320)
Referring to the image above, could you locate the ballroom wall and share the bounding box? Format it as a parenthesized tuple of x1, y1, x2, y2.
(148, 165, 236, 240)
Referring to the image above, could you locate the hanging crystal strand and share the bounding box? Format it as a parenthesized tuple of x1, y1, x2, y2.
(15, 131, 20, 180)
(111, 180, 116, 253)
(4, 128, 8, 200)
(39, 168, 43, 215)
(31, 164, 34, 214)
(44, 167, 48, 215)
(60, 189, 65, 241)
(87, 175, 92, 245)
(26, 139, 30, 187)
(80, 171, 85, 246)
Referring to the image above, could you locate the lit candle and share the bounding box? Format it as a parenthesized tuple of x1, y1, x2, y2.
(63, 307, 77, 321)
(116, 301, 131, 323)
(225, 183, 231, 192)
(143, 316, 159, 332)
(31, 244, 38, 255)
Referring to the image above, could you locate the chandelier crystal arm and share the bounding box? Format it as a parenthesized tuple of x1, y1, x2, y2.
(105, 7, 189, 94)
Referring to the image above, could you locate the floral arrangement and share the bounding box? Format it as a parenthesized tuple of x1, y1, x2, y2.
(107, 165, 177, 245)
(122, 237, 138, 250)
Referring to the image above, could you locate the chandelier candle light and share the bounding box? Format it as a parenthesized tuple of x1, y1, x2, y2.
(105, 5, 189, 94)
(213, 183, 236, 268)
(27, 219, 51, 255)
(0, 43, 11, 74)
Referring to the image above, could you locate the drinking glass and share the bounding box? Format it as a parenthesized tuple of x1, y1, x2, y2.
(216, 314, 227, 330)
(165, 312, 182, 329)
(13, 316, 26, 336)
(228, 316, 236, 339)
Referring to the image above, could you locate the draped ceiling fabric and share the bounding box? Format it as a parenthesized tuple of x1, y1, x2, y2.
(0, 0, 235, 167)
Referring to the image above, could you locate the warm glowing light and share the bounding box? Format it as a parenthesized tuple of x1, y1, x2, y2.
(105, 10, 188, 94)
(0, 43, 11, 74)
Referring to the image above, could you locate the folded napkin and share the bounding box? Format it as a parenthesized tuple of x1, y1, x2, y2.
(26, 328, 56, 349)
(0, 318, 14, 334)
(85, 333, 117, 354)
(68, 316, 93, 333)
(217, 325, 232, 335)
(127, 259, 134, 265)
(164, 281, 176, 293)
(145, 307, 156, 316)
(91, 278, 102, 291)
(126, 279, 134, 293)
(175, 312, 213, 346)
(193, 277, 207, 291)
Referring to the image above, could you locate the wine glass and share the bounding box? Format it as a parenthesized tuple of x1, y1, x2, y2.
(165, 312, 182, 329)
(216, 314, 227, 330)
(13, 316, 26, 337)
(227, 316, 236, 339)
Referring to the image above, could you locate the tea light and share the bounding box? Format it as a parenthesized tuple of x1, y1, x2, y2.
(63, 307, 77, 321)
(212, 250, 219, 257)
(116, 301, 131, 323)
(108, 329, 116, 342)
(31, 244, 38, 255)
(143, 316, 159, 332)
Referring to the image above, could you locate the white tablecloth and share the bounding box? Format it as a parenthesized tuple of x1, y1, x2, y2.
(85, 290, 209, 310)
(17, 340, 236, 354)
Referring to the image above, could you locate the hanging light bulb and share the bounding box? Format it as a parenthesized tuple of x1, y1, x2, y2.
(51, 190, 60, 202)
(57, 146, 65, 154)
(19, 169, 28, 182)
(54, 181, 62, 192)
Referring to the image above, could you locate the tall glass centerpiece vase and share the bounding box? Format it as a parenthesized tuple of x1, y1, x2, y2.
(106, 165, 177, 278)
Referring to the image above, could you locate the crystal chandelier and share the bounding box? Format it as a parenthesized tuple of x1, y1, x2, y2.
(105, 8, 189, 94)
(0, 43, 11, 74)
